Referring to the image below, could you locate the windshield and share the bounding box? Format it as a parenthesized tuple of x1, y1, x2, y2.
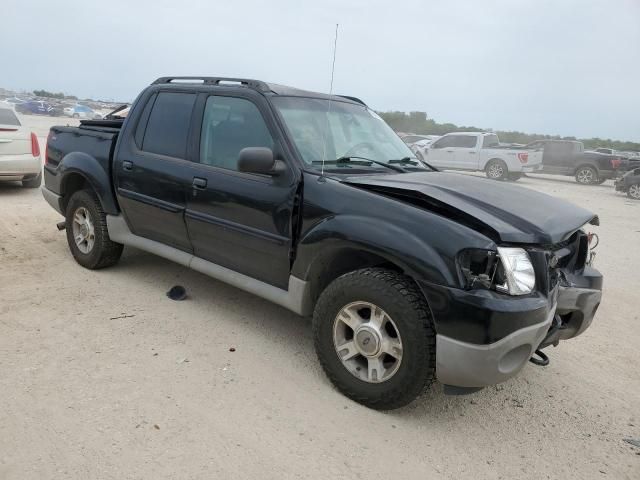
(272, 96, 422, 170)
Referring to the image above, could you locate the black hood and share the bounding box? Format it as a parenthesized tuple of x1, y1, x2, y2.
(342, 171, 598, 244)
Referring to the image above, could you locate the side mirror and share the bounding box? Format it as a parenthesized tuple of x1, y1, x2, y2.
(237, 147, 276, 175)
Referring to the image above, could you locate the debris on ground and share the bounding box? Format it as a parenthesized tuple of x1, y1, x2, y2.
(623, 438, 640, 448)
(109, 313, 135, 320)
(166, 285, 187, 301)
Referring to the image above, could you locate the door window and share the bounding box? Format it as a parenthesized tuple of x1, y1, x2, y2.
(142, 92, 196, 159)
(449, 135, 477, 148)
(199, 96, 274, 170)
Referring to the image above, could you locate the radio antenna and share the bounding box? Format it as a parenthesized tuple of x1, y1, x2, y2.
(321, 23, 339, 176)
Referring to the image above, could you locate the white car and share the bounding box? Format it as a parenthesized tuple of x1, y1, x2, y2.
(421, 132, 543, 180)
(64, 104, 102, 119)
(0, 107, 42, 187)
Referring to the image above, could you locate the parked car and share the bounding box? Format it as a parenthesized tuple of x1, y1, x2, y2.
(41, 76, 602, 409)
(408, 136, 441, 157)
(614, 168, 640, 199)
(64, 104, 102, 119)
(15, 100, 55, 116)
(401, 134, 439, 146)
(422, 132, 543, 180)
(0, 107, 42, 187)
(526, 140, 626, 184)
(3, 97, 25, 105)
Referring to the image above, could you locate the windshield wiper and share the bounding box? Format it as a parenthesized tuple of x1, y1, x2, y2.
(312, 156, 406, 173)
(390, 156, 439, 172)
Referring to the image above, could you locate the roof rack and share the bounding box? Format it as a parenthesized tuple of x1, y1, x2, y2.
(152, 76, 271, 92)
(338, 95, 367, 106)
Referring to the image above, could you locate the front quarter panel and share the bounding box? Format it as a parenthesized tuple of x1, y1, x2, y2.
(292, 172, 496, 290)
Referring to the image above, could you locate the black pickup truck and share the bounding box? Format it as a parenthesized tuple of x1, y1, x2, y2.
(41, 77, 603, 409)
(525, 139, 626, 184)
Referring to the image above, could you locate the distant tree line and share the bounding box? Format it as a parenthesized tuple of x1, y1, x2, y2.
(378, 111, 640, 152)
(32, 89, 77, 100)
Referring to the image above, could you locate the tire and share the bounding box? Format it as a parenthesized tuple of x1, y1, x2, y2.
(313, 268, 436, 410)
(508, 172, 522, 181)
(65, 189, 123, 269)
(485, 159, 508, 180)
(628, 183, 640, 200)
(22, 171, 42, 188)
(575, 165, 598, 185)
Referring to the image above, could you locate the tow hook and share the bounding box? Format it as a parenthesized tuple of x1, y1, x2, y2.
(56, 221, 66, 231)
(529, 349, 549, 366)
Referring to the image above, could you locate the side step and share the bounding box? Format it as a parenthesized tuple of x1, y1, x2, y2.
(105, 214, 312, 316)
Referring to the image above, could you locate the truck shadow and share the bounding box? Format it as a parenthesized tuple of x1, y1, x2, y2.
(109, 247, 553, 422)
(0, 182, 30, 195)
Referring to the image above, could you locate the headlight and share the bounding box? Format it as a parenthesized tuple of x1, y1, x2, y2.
(496, 247, 535, 295)
(458, 247, 535, 295)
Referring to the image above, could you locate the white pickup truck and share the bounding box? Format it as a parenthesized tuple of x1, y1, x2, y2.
(417, 132, 543, 180)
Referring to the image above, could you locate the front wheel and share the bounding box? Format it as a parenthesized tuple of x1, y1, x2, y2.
(65, 190, 123, 269)
(485, 159, 508, 180)
(313, 268, 436, 410)
(628, 183, 640, 200)
(575, 166, 599, 185)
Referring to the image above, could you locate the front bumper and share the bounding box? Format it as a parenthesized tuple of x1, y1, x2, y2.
(420, 267, 602, 389)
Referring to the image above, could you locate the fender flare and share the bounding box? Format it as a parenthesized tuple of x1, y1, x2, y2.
(292, 214, 456, 299)
(58, 152, 119, 214)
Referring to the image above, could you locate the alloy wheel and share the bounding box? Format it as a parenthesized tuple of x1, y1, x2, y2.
(333, 301, 403, 383)
(72, 207, 96, 254)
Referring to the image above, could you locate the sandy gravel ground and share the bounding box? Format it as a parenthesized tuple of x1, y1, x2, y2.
(0, 115, 638, 480)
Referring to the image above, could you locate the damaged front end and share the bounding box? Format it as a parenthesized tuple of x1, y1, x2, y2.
(535, 230, 602, 351)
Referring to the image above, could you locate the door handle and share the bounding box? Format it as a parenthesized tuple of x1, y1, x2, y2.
(192, 177, 207, 190)
(122, 160, 133, 171)
(468, 151, 475, 154)
(445, 150, 454, 153)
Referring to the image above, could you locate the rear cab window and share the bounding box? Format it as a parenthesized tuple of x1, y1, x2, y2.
(482, 135, 499, 148)
(141, 92, 196, 159)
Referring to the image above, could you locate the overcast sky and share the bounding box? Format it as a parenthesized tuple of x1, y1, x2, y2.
(2, 0, 639, 140)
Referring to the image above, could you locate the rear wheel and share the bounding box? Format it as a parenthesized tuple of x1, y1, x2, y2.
(628, 183, 640, 200)
(65, 190, 123, 269)
(485, 159, 508, 180)
(575, 166, 598, 185)
(313, 268, 436, 410)
(22, 172, 42, 188)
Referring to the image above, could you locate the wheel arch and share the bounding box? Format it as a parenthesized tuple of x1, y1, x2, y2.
(58, 152, 119, 215)
(292, 216, 456, 307)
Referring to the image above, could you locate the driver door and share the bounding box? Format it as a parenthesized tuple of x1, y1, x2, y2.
(426, 136, 455, 168)
(184, 93, 299, 290)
